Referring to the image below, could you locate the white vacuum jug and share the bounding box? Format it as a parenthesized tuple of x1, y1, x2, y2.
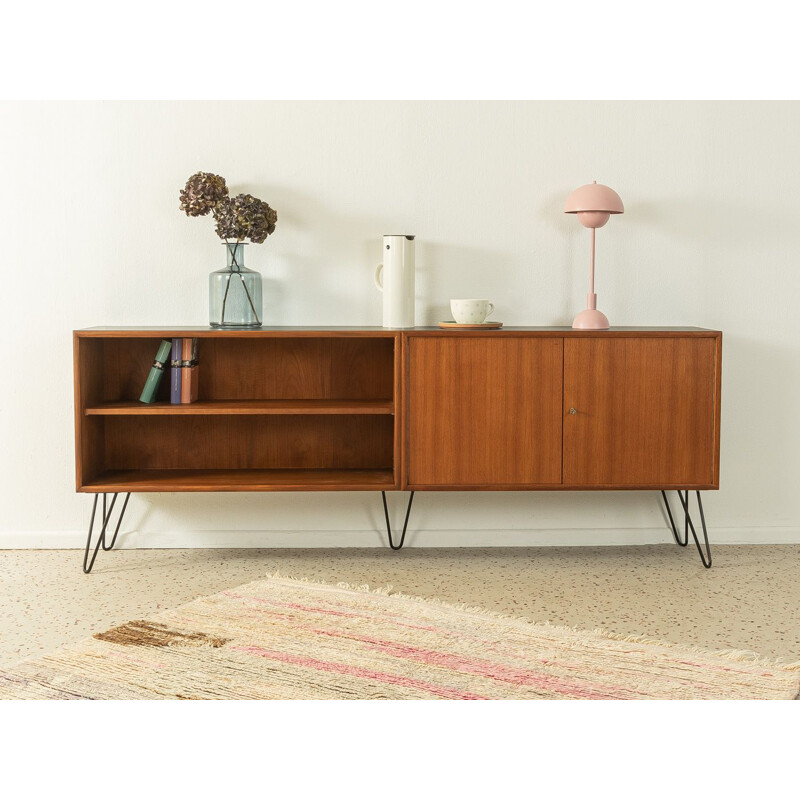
(375, 234, 415, 328)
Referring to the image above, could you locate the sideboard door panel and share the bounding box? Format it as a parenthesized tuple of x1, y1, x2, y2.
(563, 337, 718, 487)
(407, 337, 563, 487)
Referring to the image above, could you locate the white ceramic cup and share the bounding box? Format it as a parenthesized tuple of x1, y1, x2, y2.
(450, 299, 495, 324)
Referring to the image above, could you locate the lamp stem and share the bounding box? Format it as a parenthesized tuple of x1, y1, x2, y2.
(590, 227, 596, 297)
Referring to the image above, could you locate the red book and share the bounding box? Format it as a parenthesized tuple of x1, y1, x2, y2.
(180, 338, 199, 403)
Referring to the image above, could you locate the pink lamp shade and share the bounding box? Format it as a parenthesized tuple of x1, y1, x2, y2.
(565, 181, 624, 330)
(564, 183, 624, 229)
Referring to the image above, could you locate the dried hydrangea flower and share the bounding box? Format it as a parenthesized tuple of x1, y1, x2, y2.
(211, 196, 239, 240)
(213, 193, 278, 243)
(247, 197, 278, 244)
(179, 172, 229, 217)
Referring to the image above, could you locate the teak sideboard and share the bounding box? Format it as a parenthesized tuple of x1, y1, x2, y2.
(74, 326, 722, 571)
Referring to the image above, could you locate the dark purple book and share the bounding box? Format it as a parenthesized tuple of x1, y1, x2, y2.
(170, 338, 182, 404)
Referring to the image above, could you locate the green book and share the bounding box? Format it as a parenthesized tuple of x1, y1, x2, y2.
(139, 339, 173, 404)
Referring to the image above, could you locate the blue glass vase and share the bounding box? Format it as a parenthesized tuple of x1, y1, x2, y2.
(209, 242, 262, 328)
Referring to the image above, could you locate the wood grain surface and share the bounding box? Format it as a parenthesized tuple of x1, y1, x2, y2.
(103, 415, 394, 471)
(563, 336, 719, 487)
(406, 336, 563, 487)
(81, 469, 395, 492)
(85, 400, 394, 415)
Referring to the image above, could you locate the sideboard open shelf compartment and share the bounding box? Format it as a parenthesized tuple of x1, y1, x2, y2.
(74, 329, 400, 492)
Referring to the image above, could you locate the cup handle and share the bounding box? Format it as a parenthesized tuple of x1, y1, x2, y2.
(486, 302, 495, 319)
(374, 264, 384, 292)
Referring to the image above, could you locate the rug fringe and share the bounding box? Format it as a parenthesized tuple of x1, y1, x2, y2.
(261, 572, 800, 674)
(264, 570, 394, 596)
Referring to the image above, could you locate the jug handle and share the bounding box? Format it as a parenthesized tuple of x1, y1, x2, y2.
(374, 264, 384, 292)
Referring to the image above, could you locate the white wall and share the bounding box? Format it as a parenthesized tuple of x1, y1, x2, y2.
(1, 101, 798, 547)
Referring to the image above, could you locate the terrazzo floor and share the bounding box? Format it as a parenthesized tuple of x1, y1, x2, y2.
(1, 545, 799, 668)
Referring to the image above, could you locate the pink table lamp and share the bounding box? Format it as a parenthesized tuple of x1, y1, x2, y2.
(564, 181, 624, 330)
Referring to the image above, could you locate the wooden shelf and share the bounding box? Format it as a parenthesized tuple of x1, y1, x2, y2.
(85, 400, 394, 416)
(81, 469, 396, 493)
(74, 330, 401, 492)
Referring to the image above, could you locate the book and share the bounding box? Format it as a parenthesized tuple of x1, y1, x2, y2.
(180, 337, 199, 403)
(139, 339, 172, 404)
(189, 338, 199, 402)
(170, 338, 183, 404)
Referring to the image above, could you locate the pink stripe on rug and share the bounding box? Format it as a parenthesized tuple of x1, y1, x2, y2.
(230, 644, 487, 700)
(309, 628, 622, 699)
(224, 591, 481, 636)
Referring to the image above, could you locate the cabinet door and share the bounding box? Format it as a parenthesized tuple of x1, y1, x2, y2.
(406, 336, 563, 487)
(563, 337, 719, 487)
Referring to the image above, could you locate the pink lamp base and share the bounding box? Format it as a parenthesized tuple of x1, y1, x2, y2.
(572, 308, 610, 330)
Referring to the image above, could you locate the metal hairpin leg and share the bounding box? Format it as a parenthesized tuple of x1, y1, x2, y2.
(83, 492, 131, 574)
(380, 491, 415, 550)
(661, 490, 712, 569)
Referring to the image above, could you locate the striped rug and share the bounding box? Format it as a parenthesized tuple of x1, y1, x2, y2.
(1, 575, 797, 699)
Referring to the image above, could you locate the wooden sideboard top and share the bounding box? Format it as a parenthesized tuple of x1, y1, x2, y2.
(75, 326, 722, 336)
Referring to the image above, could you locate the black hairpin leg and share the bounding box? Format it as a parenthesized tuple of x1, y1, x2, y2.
(661, 490, 712, 569)
(83, 492, 131, 574)
(380, 491, 415, 550)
